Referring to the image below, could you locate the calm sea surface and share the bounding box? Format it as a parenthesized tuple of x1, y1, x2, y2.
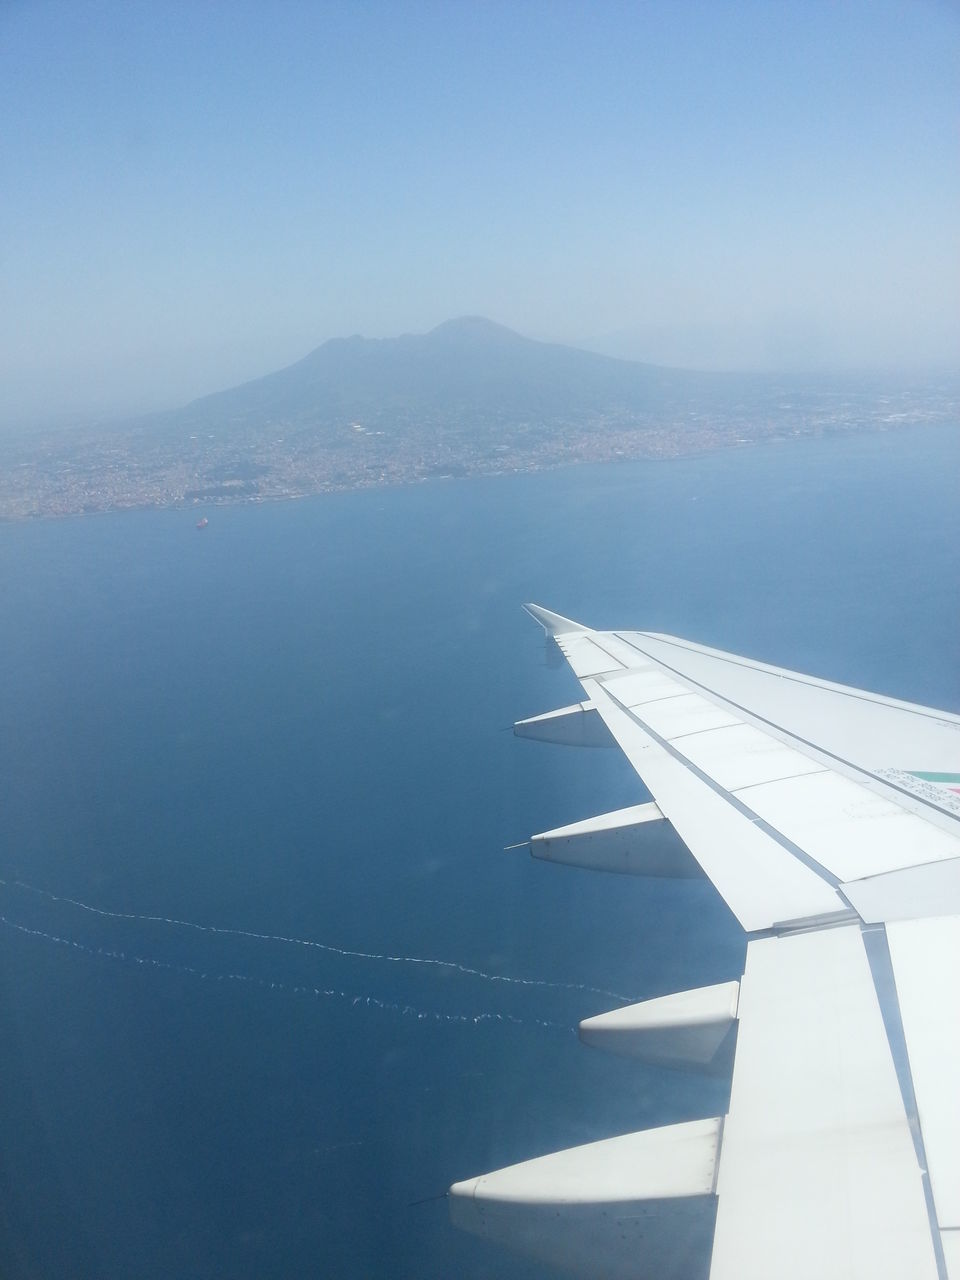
(1, 426, 958, 1278)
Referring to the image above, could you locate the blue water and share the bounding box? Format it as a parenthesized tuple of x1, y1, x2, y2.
(0, 425, 958, 1279)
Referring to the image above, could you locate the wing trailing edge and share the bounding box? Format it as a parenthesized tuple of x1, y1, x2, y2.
(451, 607, 960, 1278)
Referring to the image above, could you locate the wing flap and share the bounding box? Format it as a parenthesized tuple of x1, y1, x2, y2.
(584, 679, 843, 930)
(623, 691, 741, 739)
(678, 722, 827, 791)
(941, 1232, 960, 1280)
(711, 926, 938, 1280)
(887, 916, 960, 1231)
(737, 771, 960, 882)
(843, 858, 960, 923)
(540, 615, 960, 906)
(602, 667, 692, 706)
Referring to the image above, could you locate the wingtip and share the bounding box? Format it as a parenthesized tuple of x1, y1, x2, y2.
(522, 603, 586, 636)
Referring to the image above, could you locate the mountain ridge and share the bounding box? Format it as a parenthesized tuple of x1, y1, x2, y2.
(4, 317, 954, 521)
(153, 315, 708, 437)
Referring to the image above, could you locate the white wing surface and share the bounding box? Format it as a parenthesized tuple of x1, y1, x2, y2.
(450, 605, 960, 1280)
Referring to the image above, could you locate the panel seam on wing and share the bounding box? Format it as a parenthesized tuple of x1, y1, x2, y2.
(600, 683, 844, 892)
(609, 632, 960, 830)
(622, 632, 960, 727)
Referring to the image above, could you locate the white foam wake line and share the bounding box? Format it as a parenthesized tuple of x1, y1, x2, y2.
(1, 878, 635, 1003)
(0, 914, 574, 1033)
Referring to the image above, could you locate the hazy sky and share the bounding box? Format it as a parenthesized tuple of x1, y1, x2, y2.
(2, 0, 958, 427)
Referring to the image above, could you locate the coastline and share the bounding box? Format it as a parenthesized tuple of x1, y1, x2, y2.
(1, 409, 955, 523)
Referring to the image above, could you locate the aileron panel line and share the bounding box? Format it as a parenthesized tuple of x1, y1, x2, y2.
(584, 679, 842, 930)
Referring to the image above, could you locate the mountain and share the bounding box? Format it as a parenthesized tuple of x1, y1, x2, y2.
(5, 319, 955, 518)
(144, 316, 718, 438)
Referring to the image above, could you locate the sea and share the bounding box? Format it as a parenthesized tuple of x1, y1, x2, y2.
(0, 424, 958, 1279)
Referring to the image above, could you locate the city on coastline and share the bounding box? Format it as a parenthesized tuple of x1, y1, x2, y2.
(0, 381, 956, 521)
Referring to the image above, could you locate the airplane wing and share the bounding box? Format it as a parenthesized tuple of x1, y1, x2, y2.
(449, 605, 960, 1280)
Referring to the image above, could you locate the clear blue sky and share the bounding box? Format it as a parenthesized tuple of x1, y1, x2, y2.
(2, 0, 958, 426)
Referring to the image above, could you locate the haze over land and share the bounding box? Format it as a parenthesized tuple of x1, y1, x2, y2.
(1, 318, 955, 520)
(2, 1, 958, 431)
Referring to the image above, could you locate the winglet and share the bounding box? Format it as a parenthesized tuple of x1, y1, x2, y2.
(522, 603, 586, 636)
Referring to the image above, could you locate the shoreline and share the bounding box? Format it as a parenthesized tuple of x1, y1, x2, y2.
(1, 417, 957, 524)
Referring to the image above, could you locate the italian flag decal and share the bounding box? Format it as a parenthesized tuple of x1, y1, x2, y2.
(906, 771, 960, 795)
(876, 768, 960, 815)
